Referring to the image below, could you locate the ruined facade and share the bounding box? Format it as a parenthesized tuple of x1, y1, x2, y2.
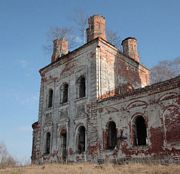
(31, 15, 180, 164)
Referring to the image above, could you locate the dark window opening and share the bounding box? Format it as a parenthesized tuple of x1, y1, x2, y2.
(78, 76, 86, 98)
(45, 132, 51, 154)
(62, 83, 68, 103)
(48, 89, 53, 108)
(77, 126, 85, 154)
(61, 130, 67, 161)
(134, 116, 147, 146)
(107, 121, 117, 150)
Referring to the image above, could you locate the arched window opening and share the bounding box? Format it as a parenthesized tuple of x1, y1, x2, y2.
(61, 83, 68, 103)
(77, 126, 85, 154)
(133, 116, 147, 146)
(107, 121, 117, 150)
(45, 132, 51, 154)
(60, 130, 67, 161)
(48, 89, 53, 108)
(78, 76, 86, 98)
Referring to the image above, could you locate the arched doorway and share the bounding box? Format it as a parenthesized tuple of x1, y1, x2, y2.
(107, 121, 117, 150)
(60, 129, 67, 161)
(45, 132, 51, 154)
(77, 126, 85, 154)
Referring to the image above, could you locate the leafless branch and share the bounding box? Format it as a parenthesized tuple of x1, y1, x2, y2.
(71, 8, 88, 43)
(107, 29, 121, 49)
(44, 26, 78, 54)
(150, 57, 180, 84)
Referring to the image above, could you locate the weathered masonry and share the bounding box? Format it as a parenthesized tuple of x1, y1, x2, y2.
(31, 15, 180, 164)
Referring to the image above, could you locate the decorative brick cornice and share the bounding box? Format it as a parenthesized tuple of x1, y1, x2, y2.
(98, 75, 180, 102)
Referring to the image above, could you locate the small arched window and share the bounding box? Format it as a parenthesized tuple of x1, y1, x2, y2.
(48, 89, 53, 108)
(77, 76, 86, 98)
(77, 126, 85, 154)
(133, 116, 147, 146)
(61, 83, 68, 103)
(45, 132, 51, 154)
(107, 121, 117, 150)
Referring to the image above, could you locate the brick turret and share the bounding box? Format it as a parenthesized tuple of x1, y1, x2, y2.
(51, 38, 68, 63)
(121, 37, 140, 63)
(86, 15, 106, 42)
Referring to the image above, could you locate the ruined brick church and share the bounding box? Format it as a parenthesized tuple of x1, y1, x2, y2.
(32, 15, 180, 164)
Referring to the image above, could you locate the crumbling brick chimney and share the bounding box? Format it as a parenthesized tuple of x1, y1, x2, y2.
(121, 37, 140, 63)
(51, 38, 68, 63)
(86, 15, 106, 42)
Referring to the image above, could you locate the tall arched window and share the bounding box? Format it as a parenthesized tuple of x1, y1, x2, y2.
(107, 121, 117, 150)
(45, 132, 51, 154)
(48, 89, 53, 108)
(61, 83, 68, 103)
(133, 116, 147, 146)
(77, 126, 85, 154)
(77, 76, 86, 98)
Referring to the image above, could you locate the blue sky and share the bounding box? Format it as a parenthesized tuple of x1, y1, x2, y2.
(0, 0, 180, 162)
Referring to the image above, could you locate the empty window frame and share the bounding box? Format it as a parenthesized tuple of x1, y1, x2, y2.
(61, 83, 68, 103)
(77, 76, 86, 98)
(107, 121, 117, 150)
(48, 89, 53, 108)
(133, 116, 147, 146)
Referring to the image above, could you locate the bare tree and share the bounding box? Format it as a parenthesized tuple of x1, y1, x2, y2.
(150, 57, 180, 84)
(71, 8, 88, 43)
(47, 27, 73, 41)
(44, 9, 88, 55)
(72, 9, 122, 48)
(107, 29, 121, 49)
(43, 26, 76, 54)
(0, 143, 16, 168)
(44, 10, 122, 55)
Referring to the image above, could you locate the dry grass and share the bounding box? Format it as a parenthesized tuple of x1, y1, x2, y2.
(0, 163, 180, 174)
